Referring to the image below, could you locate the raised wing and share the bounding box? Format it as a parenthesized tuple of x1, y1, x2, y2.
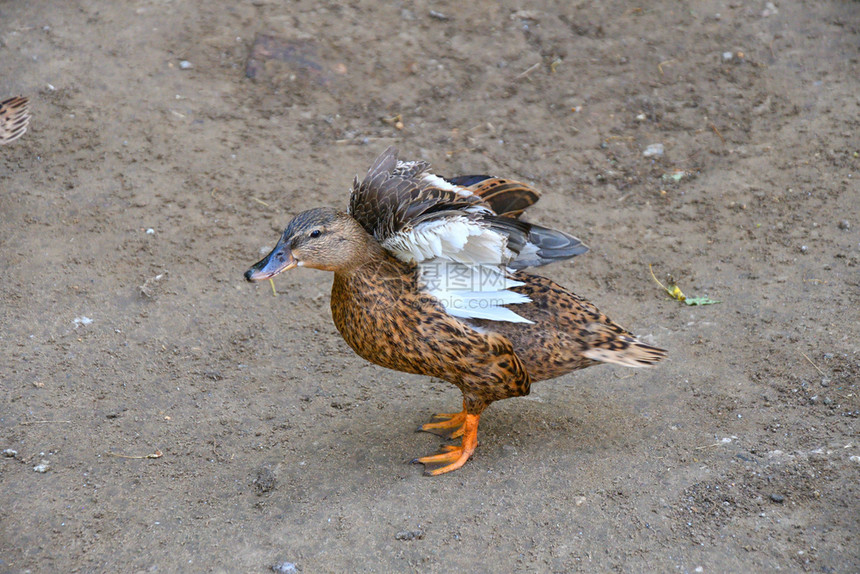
(348, 147, 587, 268)
(347, 147, 588, 323)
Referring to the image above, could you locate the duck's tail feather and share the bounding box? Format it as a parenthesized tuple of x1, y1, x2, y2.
(581, 329, 667, 368)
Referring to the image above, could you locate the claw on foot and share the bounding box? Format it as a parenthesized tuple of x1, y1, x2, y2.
(413, 413, 480, 476)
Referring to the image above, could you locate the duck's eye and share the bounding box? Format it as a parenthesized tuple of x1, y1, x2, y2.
(309, 229, 321, 238)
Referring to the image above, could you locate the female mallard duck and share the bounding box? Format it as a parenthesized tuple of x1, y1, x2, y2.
(245, 147, 666, 475)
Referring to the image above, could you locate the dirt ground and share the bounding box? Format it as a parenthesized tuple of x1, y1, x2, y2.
(1, 0, 858, 572)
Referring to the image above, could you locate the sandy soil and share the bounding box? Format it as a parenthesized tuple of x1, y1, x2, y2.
(1, 1, 858, 572)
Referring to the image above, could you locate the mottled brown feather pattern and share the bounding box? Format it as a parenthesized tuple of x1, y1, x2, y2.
(331, 252, 531, 414)
(468, 273, 665, 380)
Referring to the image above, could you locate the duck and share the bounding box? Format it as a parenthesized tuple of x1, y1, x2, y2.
(245, 147, 667, 476)
(0, 96, 30, 145)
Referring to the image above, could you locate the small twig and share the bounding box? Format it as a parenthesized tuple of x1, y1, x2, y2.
(106, 449, 163, 460)
(269, 278, 278, 296)
(695, 443, 721, 450)
(515, 62, 541, 79)
(800, 352, 826, 377)
(252, 197, 270, 207)
(710, 123, 726, 145)
(19, 420, 72, 426)
(658, 59, 675, 75)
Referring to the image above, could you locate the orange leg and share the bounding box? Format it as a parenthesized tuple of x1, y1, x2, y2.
(413, 413, 480, 476)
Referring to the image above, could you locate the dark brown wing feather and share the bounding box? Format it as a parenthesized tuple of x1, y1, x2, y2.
(449, 176, 541, 219)
(348, 147, 486, 242)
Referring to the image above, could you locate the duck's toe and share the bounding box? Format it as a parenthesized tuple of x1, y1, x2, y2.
(412, 413, 479, 476)
(417, 409, 467, 439)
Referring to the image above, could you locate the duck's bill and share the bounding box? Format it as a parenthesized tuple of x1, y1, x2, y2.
(244, 242, 298, 282)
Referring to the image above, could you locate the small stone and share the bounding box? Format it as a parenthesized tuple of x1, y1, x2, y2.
(643, 143, 664, 157)
(800, 245, 808, 253)
(254, 466, 277, 494)
(271, 562, 298, 573)
(179, 60, 193, 69)
(395, 529, 425, 541)
(34, 459, 51, 473)
(820, 377, 830, 387)
(823, 397, 833, 405)
(838, 220, 850, 230)
(2, 449, 17, 457)
(762, 2, 778, 17)
(722, 51, 734, 61)
(850, 455, 860, 464)
(770, 493, 784, 503)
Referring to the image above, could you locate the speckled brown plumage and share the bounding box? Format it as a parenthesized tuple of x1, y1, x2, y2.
(245, 147, 667, 475)
(330, 251, 531, 416)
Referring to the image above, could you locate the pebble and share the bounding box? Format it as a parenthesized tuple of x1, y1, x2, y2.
(395, 529, 425, 541)
(800, 245, 808, 253)
(271, 562, 297, 573)
(838, 220, 850, 230)
(770, 493, 785, 503)
(820, 377, 830, 387)
(643, 143, 664, 157)
(33, 459, 51, 473)
(2, 449, 17, 457)
(179, 60, 193, 69)
(254, 466, 277, 494)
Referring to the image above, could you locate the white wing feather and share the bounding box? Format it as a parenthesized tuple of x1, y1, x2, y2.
(417, 262, 534, 324)
(382, 215, 512, 265)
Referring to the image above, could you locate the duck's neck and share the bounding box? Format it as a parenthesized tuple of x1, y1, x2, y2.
(334, 232, 393, 277)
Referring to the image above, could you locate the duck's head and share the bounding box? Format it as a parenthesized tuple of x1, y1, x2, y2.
(245, 207, 374, 281)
